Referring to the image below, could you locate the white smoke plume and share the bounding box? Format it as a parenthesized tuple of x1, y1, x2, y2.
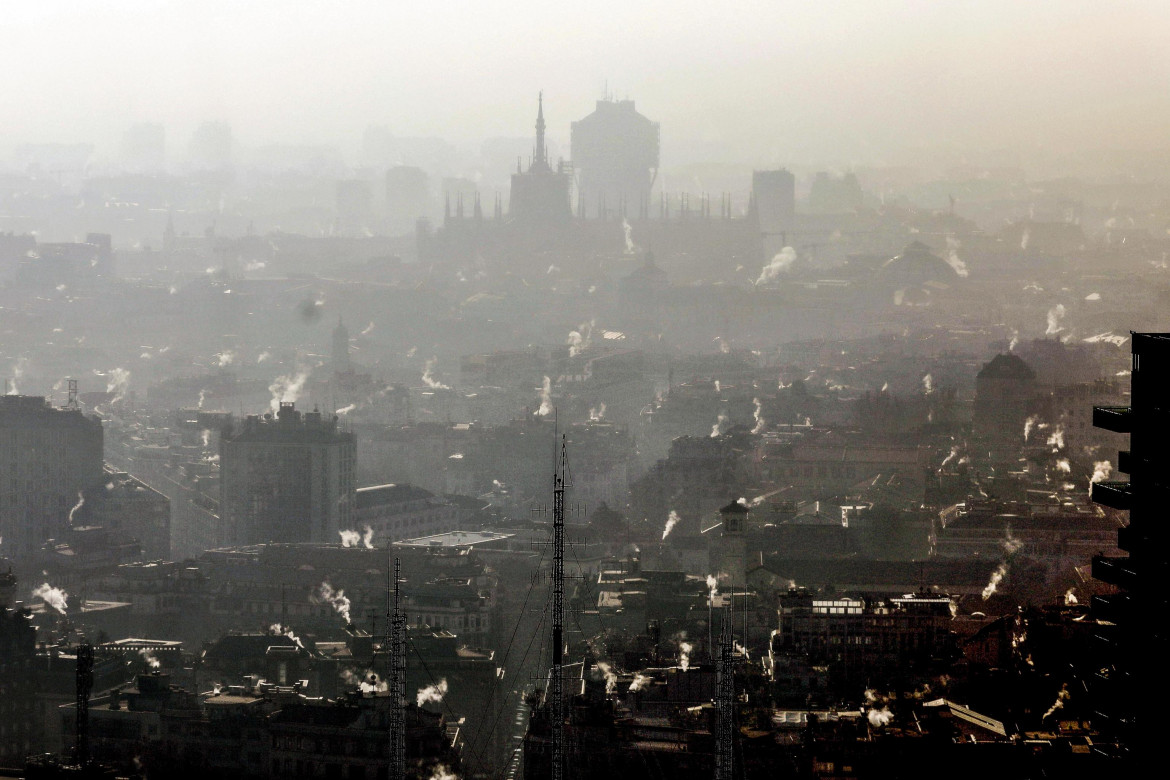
(339, 529, 361, 547)
(1024, 415, 1038, 443)
(1009, 331, 1019, 352)
(360, 322, 375, 336)
(7, 356, 28, 395)
(1089, 460, 1113, 496)
(597, 661, 618, 693)
(216, 350, 236, 367)
(568, 321, 593, 357)
(940, 446, 959, 470)
(706, 575, 719, 604)
(1045, 304, 1066, 335)
(1064, 588, 1078, 606)
(589, 402, 607, 421)
(1047, 425, 1065, 451)
(1056, 458, 1071, 473)
(622, 218, 637, 255)
(416, 679, 448, 707)
(756, 246, 796, 285)
(663, 510, 681, 541)
(751, 398, 765, 434)
(1042, 683, 1070, 720)
(269, 368, 311, 414)
(139, 648, 161, 669)
(714, 380, 721, 393)
(678, 641, 693, 671)
(1021, 227, 1031, 250)
(422, 358, 450, 390)
(710, 412, 729, 438)
(361, 526, 374, 549)
(945, 235, 969, 278)
(32, 583, 68, 614)
(270, 623, 305, 649)
(336, 403, 356, 415)
(106, 368, 131, 403)
(536, 376, 553, 416)
(257, 351, 271, 364)
(201, 429, 211, 447)
(311, 581, 351, 624)
(629, 673, 651, 692)
(867, 706, 894, 728)
(67, 491, 85, 526)
(982, 563, 1008, 600)
(428, 765, 457, 780)
(922, 373, 933, 395)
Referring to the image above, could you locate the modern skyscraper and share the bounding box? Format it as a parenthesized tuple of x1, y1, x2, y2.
(1090, 331, 1168, 758)
(219, 403, 356, 546)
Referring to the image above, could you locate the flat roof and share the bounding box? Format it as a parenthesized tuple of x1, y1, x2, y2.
(396, 530, 514, 548)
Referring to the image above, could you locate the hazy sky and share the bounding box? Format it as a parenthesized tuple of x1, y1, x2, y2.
(2, 0, 1167, 166)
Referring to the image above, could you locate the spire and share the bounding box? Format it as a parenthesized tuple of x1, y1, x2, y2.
(534, 92, 547, 170)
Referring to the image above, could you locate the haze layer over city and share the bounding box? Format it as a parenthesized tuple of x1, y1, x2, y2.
(0, 2, 1165, 779)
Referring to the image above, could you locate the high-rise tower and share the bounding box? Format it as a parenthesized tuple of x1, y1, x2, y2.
(1090, 332, 1169, 757)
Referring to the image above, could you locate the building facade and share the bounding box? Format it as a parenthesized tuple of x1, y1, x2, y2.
(219, 403, 356, 546)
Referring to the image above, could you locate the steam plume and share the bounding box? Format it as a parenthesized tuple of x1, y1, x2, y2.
(339, 529, 361, 547)
(678, 641, 693, 671)
(67, 491, 85, 526)
(106, 368, 131, 403)
(536, 376, 552, 416)
(922, 373, 933, 395)
(1045, 304, 1066, 335)
(269, 368, 311, 414)
(311, 581, 351, 624)
(944, 235, 969, 278)
(751, 398, 765, 434)
(622, 218, 636, 255)
(1024, 415, 1038, 442)
(32, 583, 68, 614)
(416, 679, 448, 707)
(756, 246, 796, 285)
(662, 510, 681, 541)
(629, 673, 651, 692)
(710, 412, 729, 438)
(422, 358, 450, 390)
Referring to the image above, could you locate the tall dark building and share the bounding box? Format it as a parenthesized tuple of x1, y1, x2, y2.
(1091, 332, 1169, 757)
(571, 98, 660, 219)
(0, 395, 104, 556)
(0, 572, 35, 764)
(509, 94, 572, 225)
(972, 353, 1037, 440)
(219, 403, 356, 546)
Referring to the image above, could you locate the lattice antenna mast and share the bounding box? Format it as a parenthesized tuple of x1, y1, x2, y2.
(715, 609, 735, 780)
(551, 432, 568, 780)
(388, 552, 406, 780)
(76, 643, 94, 768)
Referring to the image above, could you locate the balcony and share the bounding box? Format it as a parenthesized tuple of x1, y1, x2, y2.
(1092, 555, 1137, 590)
(1091, 480, 1131, 510)
(1093, 406, 1132, 433)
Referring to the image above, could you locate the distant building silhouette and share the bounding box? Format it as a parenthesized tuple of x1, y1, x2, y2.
(571, 98, 660, 220)
(509, 93, 572, 225)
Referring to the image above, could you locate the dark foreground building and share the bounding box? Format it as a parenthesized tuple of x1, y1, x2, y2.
(1090, 331, 1170, 759)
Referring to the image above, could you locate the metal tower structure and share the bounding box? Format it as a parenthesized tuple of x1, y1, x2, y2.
(550, 434, 568, 780)
(715, 611, 734, 780)
(386, 551, 406, 780)
(76, 643, 94, 767)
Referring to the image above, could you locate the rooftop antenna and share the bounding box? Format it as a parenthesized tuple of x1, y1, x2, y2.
(715, 609, 734, 780)
(387, 549, 405, 780)
(550, 430, 568, 780)
(76, 643, 94, 768)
